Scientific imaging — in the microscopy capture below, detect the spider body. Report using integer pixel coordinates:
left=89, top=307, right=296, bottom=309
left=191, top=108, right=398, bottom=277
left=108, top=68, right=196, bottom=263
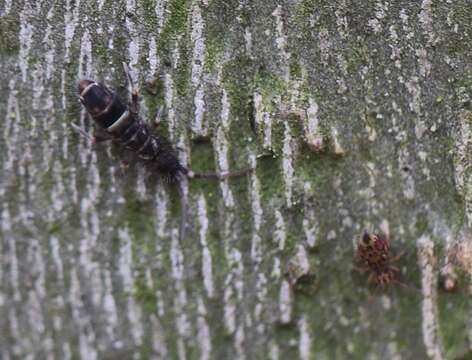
left=355, top=231, right=402, bottom=286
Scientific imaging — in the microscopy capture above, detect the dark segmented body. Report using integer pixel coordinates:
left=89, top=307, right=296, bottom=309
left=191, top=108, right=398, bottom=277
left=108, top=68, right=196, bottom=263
left=78, top=79, right=186, bottom=181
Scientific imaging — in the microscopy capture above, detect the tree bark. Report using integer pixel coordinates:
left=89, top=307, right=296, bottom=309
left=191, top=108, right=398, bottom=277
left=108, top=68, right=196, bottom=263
left=1, top=0, right=472, bottom=359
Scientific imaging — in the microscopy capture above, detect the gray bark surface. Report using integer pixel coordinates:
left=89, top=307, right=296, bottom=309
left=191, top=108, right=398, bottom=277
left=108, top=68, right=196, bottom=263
left=1, top=0, right=472, bottom=359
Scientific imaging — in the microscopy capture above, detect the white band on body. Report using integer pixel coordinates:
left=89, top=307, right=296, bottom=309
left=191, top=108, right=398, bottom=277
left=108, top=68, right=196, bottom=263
left=107, top=110, right=130, bottom=132
left=80, top=82, right=98, bottom=96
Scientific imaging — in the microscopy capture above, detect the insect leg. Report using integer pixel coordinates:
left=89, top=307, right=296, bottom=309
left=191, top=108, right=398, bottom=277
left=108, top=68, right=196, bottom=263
left=71, top=123, right=93, bottom=142
left=352, top=266, right=370, bottom=274
left=123, top=62, right=140, bottom=115
left=93, top=127, right=114, bottom=143
left=71, top=123, right=113, bottom=144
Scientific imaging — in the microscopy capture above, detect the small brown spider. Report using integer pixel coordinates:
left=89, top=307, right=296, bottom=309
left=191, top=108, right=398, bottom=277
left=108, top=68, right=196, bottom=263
left=354, top=231, right=403, bottom=287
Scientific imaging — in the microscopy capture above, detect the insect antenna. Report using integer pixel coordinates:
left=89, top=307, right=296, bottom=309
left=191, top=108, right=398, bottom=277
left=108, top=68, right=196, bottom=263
left=187, top=168, right=253, bottom=179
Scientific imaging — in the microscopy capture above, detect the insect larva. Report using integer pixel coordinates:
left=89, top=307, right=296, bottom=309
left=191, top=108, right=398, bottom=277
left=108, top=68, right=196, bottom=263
left=75, top=63, right=252, bottom=238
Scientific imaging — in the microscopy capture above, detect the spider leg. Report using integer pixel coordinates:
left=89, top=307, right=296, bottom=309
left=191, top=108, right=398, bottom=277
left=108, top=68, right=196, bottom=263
left=352, top=266, right=370, bottom=274
left=123, top=62, right=140, bottom=115
left=389, top=265, right=400, bottom=272
left=367, top=273, right=376, bottom=285
left=388, top=251, right=405, bottom=263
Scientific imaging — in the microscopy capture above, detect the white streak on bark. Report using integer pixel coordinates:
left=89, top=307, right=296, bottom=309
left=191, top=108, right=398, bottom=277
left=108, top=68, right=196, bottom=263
left=318, top=29, right=332, bottom=65
left=170, top=230, right=190, bottom=359
left=148, top=38, right=158, bottom=79
left=244, top=27, right=253, bottom=57
left=235, top=324, right=246, bottom=360
left=197, top=297, right=211, bottom=360
left=303, top=206, right=318, bottom=248
left=269, top=341, right=279, bottom=360
left=63, top=0, right=81, bottom=107
left=254, top=92, right=272, bottom=150
left=65, top=0, right=80, bottom=37
left=287, top=245, right=310, bottom=285
left=335, top=3, right=348, bottom=39
left=305, top=98, right=323, bottom=151
left=223, top=282, right=236, bottom=334
left=164, top=73, right=176, bottom=140
left=119, top=228, right=133, bottom=289
left=215, top=88, right=234, bottom=208
left=279, top=279, right=292, bottom=324
left=416, top=48, right=431, bottom=78
left=272, top=5, right=289, bottom=81
left=190, top=3, right=206, bottom=135
left=18, top=2, right=34, bottom=82
left=3, top=80, right=19, bottom=174
left=405, top=76, right=422, bottom=116
left=26, top=288, right=46, bottom=351
left=452, top=115, right=472, bottom=229
left=331, top=127, right=345, bottom=156
left=224, top=249, right=244, bottom=334
left=155, top=0, right=167, bottom=34
left=50, top=236, right=64, bottom=286
left=282, top=123, right=294, bottom=208
left=417, top=235, right=443, bottom=360
left=28, top=239, right=46, bottom=301
left=298, top=315, right=311, bottom=360
left=274, top=210, right=286, bottom=252
left=9, top=307, right=22, bottom=356
left=419, top=0, right=434, bottom=44
left=128, top=297, right=144, bottom=347
left=118, top=228, right=144, bottom=347
left=197, top=195, right=214, bottom=298
left=136, top=166, right=147, bottom=199
left=102, top=269, right=118, bottom=341
left=398, top=147, right=415, bottom=200
left=254, top=273, right=267, bottom=335
left=155, top=186, right=169, bottom=246
left=44, top=6, right=56, bottom=81
left=51, top=161, right=65, bottom=213
left=250, top=154, right=263, bottom=263
left=69, top=268, right=97, bottom=360
left=368, top=2, right=388, bottom=34
left=126, top=0, right=139, bottom=79
left=151, top=315, right=169, bottom=359
left=2, top=0, right=12, bottom=14
left=78, top=30, right=93, bottom=78
left=3, top=208, right=20, bottom=302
